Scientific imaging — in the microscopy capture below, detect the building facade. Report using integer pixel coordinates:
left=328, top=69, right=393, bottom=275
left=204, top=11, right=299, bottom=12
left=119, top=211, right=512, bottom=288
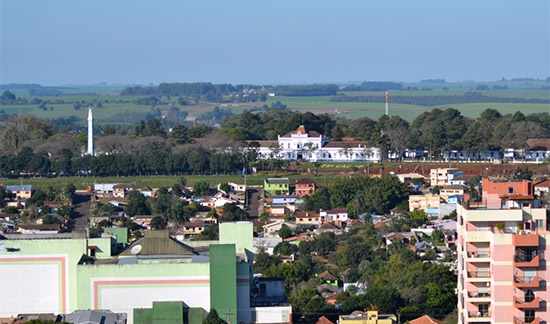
left=456, top=190, right=550, bottom=323
left=430, top=168, right=464, bottom=187
left=0, top=223, right=291, bottom=324
left=257, top=125, right=381, bottom=162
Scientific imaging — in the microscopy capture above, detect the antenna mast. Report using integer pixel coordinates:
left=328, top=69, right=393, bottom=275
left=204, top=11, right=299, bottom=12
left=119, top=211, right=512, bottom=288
left=385, top=91, right=389, bottom=116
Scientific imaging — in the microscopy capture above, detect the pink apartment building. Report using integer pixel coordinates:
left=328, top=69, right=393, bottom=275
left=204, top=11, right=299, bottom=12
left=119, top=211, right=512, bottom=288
left=457, top=179, right=549, bottom=324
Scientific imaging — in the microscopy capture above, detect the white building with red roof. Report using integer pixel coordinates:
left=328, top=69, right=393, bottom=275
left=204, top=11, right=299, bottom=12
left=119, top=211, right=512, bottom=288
left=257, top=125, right=381, bottom=162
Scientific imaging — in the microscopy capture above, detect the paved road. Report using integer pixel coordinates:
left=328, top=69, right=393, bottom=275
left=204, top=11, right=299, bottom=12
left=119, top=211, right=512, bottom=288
left=69, top=192, right=91, bottom=232
left=246, top=187, right=262, bottom=218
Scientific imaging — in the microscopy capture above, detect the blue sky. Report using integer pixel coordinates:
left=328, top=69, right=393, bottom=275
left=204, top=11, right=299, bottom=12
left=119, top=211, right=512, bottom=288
left=1, top=0, right=549, bottom=85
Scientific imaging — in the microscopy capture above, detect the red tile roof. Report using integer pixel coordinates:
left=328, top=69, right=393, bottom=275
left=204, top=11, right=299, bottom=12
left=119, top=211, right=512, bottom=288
left=282, top=126, right=322, bottom=138
left=535, top=180, right=550, bottom=188
left=318, top=270, right=339, bottom=281
left=316, top=316, right=334, bottom=324
left=295, top=178, right=316, bottom=185
left=296, top=211, right=320, bottom=218
left=409, top=315, right=444, bottom=324
left=323, top=141, right=368, bottom=148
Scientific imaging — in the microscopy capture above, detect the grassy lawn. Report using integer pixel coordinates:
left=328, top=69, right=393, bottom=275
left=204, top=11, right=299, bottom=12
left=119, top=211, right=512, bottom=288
left=0, top=173, right=350, bottom=190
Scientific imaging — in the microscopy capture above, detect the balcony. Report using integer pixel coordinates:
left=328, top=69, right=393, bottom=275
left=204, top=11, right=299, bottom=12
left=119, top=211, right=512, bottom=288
left=514, top=276, right=540, bottom=288
left=467, top=311, right=491, bottom=322
left=467, top=251, right=491, bottom=262
left=515, top=255, right=540, bottom=267
left=467, top=271, right=491, bottom=282
left=468, top=291, right=491, bottom=303
left=465, top=230, right=491, bottom=242
left=513, top=234, right=539, bottom=247
left=514, top=297, right=540, bottom=309
left=513, top=316, right=540, bottom=324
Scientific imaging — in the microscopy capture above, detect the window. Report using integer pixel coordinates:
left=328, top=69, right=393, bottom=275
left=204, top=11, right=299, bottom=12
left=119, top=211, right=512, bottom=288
left=478, top=303, right=489, bottom=317
left=525, top=289, right=535, bottom=302
left=525, top=309, right=535, bottom=322
left=509, top=187, right=514, bottom=194
left=536, top=219, right=544, bottom=229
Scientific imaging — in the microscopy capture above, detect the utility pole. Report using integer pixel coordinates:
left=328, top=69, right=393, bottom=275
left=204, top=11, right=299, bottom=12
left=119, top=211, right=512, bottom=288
left=223, top=308, right=234, bottom=324
left=385, top=91, right=389, bottom=116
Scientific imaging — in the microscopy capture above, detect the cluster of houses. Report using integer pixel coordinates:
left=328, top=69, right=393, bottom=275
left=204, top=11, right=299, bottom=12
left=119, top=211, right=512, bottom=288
left=90, top=182, right=248, bottom=237
left=0, top=184, right=73, bottom=233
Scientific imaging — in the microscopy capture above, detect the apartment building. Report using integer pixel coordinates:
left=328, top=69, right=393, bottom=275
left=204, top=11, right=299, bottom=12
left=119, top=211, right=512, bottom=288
left=482, top=178, right=535, bottom=209
left=457, top=180, right=549, bottom=323
left=430, top=168, right=463, bottom=186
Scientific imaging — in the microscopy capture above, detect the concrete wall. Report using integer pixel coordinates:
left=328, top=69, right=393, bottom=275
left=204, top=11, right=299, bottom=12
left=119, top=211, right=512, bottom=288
left=77, top=262, right=210, bottom=324
left=252, top=306, right=291, bottom=324
left=0, top=237, right=90, bottom=317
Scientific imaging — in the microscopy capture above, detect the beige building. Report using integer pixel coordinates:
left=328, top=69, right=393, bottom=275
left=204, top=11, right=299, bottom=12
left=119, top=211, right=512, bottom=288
left=409, top=193, right=441, bottom=215
left=339, top=311, right=396, bottom=324
left=440, top=185, right=467, bottom=201
left=6, top=185, right=32, bottom=199
left=295, top=211, right=320, bottom=225
left=430, top=168, right=463, bottom=186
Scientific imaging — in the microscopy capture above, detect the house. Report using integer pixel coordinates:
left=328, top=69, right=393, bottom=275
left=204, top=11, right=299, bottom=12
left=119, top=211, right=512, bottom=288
left=317, top=270, right=340, bottom=287
left=183, top=222, right=206, bottom=235
left=225, top=182, right=247, bottom=193
left=396, top=173, right=426, bottom=184
left=325, top=291, right=345, bottom=305
left=264, top=178, right=290, bottom=196
left=384, top=232, right=414, bottom=246
left=525, top=138, right=550, bottom=161
left=534, top=180, right=550, bottom=197
left=94, top=184, right=116, bottom=197
left=271, top=196, right=297, bottom=205
left=113, top=184, right=134, bottom=198
left=283, top=234, right=314, bottom=246
left=5, top=185, right=32, bottom=199
left=263, top=221, right=296, bottom=238
left=254, top=236, right=282, bottom=255
left=448, top=175, right=470, bottom=186
left=319, top=209, right=348, bottom=224
left=139, top=186, right=153, bottom=197
left=414, top=241, right=437, bottom=253
left=339, top=310, right=397, bottom=324
left=295, top=211, right=320, bottom=226
left=295, top=178, right=316, bottom=197
left=315, top=222, right=343, bottom=235
left=269, top=204, right=295, bottom=217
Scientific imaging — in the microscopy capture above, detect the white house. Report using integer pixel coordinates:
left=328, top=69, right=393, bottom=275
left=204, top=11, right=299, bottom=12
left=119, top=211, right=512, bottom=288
left=319, top=208, right=348, bottom=224
left=256, top=125, right=381, bottom=162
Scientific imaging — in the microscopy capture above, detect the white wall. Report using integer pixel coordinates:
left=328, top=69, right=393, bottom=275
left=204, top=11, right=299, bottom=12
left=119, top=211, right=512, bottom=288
left=96, top=280, right=210, bottom=324
left=0, top=263, right=60, bottom=316
left=252, top=306, right=291, bottom=324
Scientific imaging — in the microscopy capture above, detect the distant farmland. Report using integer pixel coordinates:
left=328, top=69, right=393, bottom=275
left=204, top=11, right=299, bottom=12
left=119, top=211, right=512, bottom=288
left=0, top=85, right=548, bottom=124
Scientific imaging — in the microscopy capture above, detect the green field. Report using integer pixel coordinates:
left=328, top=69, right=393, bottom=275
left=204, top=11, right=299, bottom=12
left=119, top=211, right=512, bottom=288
left=0, top=173, right=352, bottom=190
left=1, top=85, right=548, bottom=124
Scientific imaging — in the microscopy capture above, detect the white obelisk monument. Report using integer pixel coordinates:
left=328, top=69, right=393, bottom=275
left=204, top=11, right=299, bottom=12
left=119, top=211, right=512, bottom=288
left=87, top=107, right=94, bottom=155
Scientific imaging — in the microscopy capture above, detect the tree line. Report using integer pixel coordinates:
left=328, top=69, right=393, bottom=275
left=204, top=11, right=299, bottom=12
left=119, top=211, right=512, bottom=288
left=330, top=91, right=550, bottom=106
left=0, top=108, right=548, bottom=176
